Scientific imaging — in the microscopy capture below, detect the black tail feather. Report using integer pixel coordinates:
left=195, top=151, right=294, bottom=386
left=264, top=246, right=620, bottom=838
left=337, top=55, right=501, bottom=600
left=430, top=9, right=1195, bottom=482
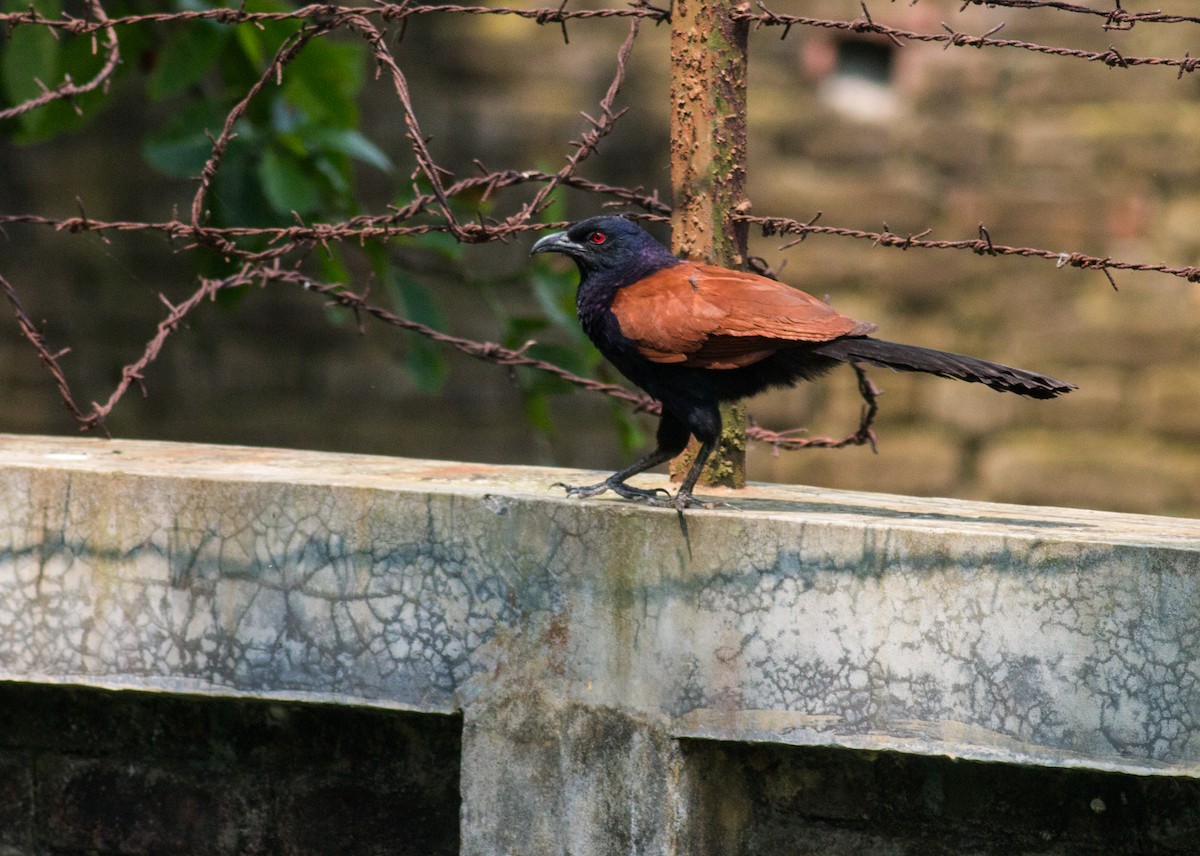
left=814, top=337, right=1075, bottom=399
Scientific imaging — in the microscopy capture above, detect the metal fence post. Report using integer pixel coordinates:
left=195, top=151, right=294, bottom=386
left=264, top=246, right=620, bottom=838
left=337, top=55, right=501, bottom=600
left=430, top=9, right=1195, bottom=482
left=668, top=0, right=750, bottom=489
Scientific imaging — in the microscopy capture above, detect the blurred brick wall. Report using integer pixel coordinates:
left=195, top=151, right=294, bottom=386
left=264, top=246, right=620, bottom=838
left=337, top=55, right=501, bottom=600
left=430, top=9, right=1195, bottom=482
left=1, top=1, right=1197, bottom=516
left=737, top=1, right=1200, bottom=515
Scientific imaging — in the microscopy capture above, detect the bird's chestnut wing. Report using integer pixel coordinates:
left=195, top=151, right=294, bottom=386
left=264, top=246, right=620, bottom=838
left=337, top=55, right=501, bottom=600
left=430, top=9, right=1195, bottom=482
left=609, top=263, right=876, bottom=369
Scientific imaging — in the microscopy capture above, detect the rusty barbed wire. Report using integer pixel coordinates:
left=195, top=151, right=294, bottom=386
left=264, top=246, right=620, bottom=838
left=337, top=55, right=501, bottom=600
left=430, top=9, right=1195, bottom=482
left=0, top=0, right=119, bottom=122
left=12, top=254, right=878, bottom=447
left=188, top=22, right=332, bottom=254
left=952, top=1, right=1200, bottom=30
left=0, top=173, right=668, bottom=253
left=0, top=2, right=672, bottom=437
left=518, top=18, right=641, bottom=222
left=0, top=2, right=671, bottom=33
left=2, top=1, right=1199, bottom=455
left=739, top=2, right=1200, bottom=75
left=11, top=203, right=1199, bottom=292
left=749, top=363, right=881, bottom=453
left=0, top=2, right=665, bottom=130
left=0, top=273, right=92, bottom=427
left=304, top=266, right=883, bottom=451
left=740, top=213, right=1200, bottom=289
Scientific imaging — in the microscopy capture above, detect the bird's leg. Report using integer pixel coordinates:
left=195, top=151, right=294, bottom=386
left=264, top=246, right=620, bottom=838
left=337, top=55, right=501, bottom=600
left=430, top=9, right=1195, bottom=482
left=642, top=409, right=734, bottom=511
left=553, top=412, right=689, bottom=502
left=641, top=435, right=723, bottom=511
left=553, top=447, right=675, bottom=501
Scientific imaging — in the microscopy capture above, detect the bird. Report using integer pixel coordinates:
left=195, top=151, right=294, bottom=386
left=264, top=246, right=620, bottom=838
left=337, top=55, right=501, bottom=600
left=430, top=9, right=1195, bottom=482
left=531, top=215, right=1075, bottom=510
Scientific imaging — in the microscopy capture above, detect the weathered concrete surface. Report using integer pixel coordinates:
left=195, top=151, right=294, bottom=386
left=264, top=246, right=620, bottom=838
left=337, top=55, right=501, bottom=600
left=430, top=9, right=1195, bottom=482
left=2, top=433, right=1200, bottom=851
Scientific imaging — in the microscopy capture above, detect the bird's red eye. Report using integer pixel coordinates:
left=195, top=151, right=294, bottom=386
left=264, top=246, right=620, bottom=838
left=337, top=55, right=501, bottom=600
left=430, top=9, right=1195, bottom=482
left=589, top=231, right=607, bottom=244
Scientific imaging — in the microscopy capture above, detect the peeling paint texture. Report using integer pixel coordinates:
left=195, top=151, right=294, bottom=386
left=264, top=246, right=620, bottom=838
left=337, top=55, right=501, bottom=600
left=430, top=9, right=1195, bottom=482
left=2, top=434, right=1200, bottom=850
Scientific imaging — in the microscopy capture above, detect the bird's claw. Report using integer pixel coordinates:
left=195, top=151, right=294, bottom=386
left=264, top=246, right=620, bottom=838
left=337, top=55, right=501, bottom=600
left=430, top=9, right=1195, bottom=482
left=552, top=480, right=608, bottom=499
left=553, top=480, right=737, bottom=513
left=640, top=491, right=735, bottom=512
left=552, top=479, right=672, bottom=502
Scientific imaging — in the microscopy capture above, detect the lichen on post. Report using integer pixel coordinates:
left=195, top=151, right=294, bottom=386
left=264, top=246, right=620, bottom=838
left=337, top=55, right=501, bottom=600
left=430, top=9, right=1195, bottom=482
left=668, top=0, right=751, bottom=489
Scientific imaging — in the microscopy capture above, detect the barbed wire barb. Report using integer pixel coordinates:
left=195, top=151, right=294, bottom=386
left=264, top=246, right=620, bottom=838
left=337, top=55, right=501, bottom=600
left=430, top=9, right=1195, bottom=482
left=0, top=1, right=1197, bottom=459
left=0, top=0, right=119, bottom=122
left=742, top=214, right=1200, bottom=285
left=742, top=2, right=1200, bottom=74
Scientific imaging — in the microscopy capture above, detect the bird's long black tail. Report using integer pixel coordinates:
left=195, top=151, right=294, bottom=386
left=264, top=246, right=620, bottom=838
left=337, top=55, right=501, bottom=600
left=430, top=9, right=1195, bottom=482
left=814, top=337, right=1075, bottom=399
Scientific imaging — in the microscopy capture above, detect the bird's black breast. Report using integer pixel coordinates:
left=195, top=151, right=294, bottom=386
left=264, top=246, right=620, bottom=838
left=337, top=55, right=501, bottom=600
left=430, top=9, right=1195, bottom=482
left=574, top=262, right=657, bottom=359
left=574, top=252, right=682, bottom=348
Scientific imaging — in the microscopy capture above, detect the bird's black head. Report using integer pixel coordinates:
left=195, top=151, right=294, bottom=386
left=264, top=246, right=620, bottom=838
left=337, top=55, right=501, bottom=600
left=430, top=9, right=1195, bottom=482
left=531, top=215, right=679, bottom=283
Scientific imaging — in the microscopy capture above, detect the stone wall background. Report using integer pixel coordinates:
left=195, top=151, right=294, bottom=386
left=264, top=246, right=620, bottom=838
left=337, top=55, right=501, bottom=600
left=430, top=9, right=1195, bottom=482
left=1, top=0, right=1197, bottom=516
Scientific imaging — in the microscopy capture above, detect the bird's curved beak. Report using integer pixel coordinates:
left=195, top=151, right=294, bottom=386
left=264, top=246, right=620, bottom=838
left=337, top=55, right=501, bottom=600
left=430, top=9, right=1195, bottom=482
left=531, top=230, right=584, bottom=257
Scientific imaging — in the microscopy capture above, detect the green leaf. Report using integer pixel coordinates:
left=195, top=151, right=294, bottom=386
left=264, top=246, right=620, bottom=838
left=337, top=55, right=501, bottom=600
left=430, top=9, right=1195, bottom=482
left=142, top=131, right=212, bottom=178
left=210, top=140, right=277, bottom=228
left=147, top=19, right=230, bottom=99
left=538, top=189, right=567, bottom=225
left=232, top=24, right=266, bottom=71
left=381, top=267, right=448, bottom=391
left=142, top=118, right=216, bottom=176
left=283, top=39, right=365, bottom=126
left=312, top=152, right=351, bottom=198
left=522, top=391, right=555, bottom=436
left=405, top=340, right=448, bottom=393
left=1, top=0, right=62, bottom=138
left=231, top=1, right=301, bottom=72
left=513, top=344, right=588, bottom=397
left=399, top=229, right=464, bottom=263
left=502, top=316, right=549, bottom=349
left=316, top=246, right=351, bottom=287
left=610, top=404, right=648, bottom=456
left=269, top=99, right=304, bottom=137
left=258, top=145, right=323, bottom=216
left=306, top=127, right=392, bottom=172
left=531, top=268, right=584, bottom=339
left=13, top=33, right=113, bottom=141
left=272, top=127, right=309, bottom=159
left=142, top=100, right=234, bottom=178
left=387, top=270, right=446, bottom=331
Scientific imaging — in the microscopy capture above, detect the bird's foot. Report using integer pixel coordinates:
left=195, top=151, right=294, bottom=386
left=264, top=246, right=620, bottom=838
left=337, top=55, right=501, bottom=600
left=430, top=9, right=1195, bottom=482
left=641, top=490, right=736, bottom=512
left=552, top=478, right=672, bottom=502
left=553, top=479, right=737, bottom=512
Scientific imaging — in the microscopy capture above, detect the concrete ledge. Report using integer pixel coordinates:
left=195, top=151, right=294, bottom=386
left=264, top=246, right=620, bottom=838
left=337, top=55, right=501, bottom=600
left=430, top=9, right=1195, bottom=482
left=3, top=433, right=1198, bottom=774
left=2, top=433, right=1200, bottom=850
left=4, top=437, right=1195, bottom=849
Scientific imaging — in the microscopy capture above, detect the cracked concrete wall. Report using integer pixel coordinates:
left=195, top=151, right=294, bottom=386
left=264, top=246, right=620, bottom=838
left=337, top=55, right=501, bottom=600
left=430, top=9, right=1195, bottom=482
left=2, top=434, right=1200, bottom=853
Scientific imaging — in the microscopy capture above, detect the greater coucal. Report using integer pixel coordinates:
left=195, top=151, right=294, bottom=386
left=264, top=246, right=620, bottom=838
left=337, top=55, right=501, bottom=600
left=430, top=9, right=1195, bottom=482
left=532, top=215, right=1074, bottom=510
